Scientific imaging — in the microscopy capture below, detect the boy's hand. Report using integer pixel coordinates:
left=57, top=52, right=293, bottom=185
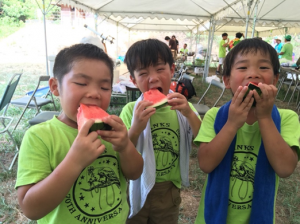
left=254, top=83, right=277, bottom=120
left=97, top=115, right=131, bottom=152
left=68, top=119, right=106, bottom=170
left=228, top=86, right=254, bottom=130
left=130, top=100, right=156, bottom=136
left=167, top=92, right=194, bottom=118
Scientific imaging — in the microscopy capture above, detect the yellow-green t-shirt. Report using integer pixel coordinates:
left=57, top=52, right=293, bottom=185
left=16, top=117, right=129, bottom=224
left=120, top=102, right=199, bottom=189
left=280, top=42, right=293, bottom=61
left=219, top=39, right=226, bottom=58
left=194, top=107, right=300, bottom=224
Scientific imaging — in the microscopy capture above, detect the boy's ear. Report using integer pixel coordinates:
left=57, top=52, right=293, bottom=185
left=170, top=63, right=175, bottom=77
left=49, top=77, right=60, bottom=96
left=273, top=74, right=279, bottom=86
left=130, top=75, right=137, bottom=87
left=223, top=76, right=231, bottom=89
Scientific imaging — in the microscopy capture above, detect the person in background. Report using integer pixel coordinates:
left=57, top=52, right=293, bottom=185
left=216, top=33, right=229, bottom=75
left=165, top=36, right=177, bottom=60
left=180, top=43, right=188, bottom=55
left=274, top=37, right=283, bottom=59
left=172, top=35, right=179, bottom=53
left=228, top=32, right=244, bottom=51
left=278, top=35, right=293, bottom=64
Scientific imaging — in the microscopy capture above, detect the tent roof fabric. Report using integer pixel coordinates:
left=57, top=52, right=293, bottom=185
left=59, top=0, right=300, bottom=33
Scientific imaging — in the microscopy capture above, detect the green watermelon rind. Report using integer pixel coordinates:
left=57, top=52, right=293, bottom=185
left=243, top=83, right=262, bottom=107
left=89, top=121, right=112, bottom=133
left=148, top=99, right=168, bottom=109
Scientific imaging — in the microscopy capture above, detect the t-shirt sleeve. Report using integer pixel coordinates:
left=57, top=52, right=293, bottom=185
left=119, top=102, right=135, bottom=130
left=193, top=107, right=218, bottom=146
left=15, top=128, right=52, bottom=188
left=280, top=44, right=286, bottom=53
left=280, top=109, right=300, bottom=160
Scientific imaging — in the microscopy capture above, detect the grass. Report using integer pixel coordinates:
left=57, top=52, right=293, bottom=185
left=0, top=24, right=25, bottom=41
left=1, top=67, right=300, bottom=223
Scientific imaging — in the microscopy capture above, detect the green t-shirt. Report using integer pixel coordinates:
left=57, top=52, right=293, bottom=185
left=120, top=102, right=199, bottom=189
left=180, top=48, right=188, bottom=55
left=280, top=42, right=293, bottom=61
left=194, top=107, right=300, bottom=224
left=16, top=117, right=129, bottom=224
left=218, top=40, right=226, bottom=58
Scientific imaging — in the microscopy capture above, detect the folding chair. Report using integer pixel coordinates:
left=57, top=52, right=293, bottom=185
left=276, top=67, right=294, bottom=101
left=10, top=76, right=57, bottom=130
left=29, top=111, right=61, bottom=126
left=0, top=73, right=22, bottom=170
left=192, top=79, right=225, bottom=116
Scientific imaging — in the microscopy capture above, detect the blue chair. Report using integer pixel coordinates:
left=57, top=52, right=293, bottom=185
left=0, top=73, right=22, bottom=170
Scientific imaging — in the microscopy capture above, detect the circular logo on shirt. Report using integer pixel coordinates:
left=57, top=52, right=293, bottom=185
left=152, top=128, right=179, bottom=171
left=72, top=155, right=122, bottom=217
left=229, top=152, right=257, bottom=204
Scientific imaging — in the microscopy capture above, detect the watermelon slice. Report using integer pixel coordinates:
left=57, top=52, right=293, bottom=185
left=243, top=82, right=262, bottom=107
left=144, top=89, right=168, bottom=109
left=77, top=104, right=112, bottom=132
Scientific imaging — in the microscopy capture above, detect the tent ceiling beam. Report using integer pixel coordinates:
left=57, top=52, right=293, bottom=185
left=223, top=0, right=246, bottom=23
left=119, top=23, right=198, bottom=27
left=259, top=0, right=286, bottom=20
left=95, top=0, right=114, bottom=12
left=98, top=11, right=210, bottom=20
left=189, top=0, right=212, bottom=16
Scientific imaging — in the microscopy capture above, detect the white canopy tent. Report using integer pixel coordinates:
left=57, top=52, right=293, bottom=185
left=40, top=0, right=300, bottom=78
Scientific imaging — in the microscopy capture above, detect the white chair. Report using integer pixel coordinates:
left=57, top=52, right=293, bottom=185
left=10, top=76, right=57, bottom=130
left=192, top=79, right=226, bottom=116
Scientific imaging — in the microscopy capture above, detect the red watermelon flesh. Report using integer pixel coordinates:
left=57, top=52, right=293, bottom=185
left=77, top=104, right=112, bottom=132
left=144, top=89, right=168, bottom=109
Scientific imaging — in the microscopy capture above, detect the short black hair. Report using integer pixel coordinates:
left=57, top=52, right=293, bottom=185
left=222, top=33, right=228, bottom=37
left=53, top=43, right=114, bottom=84
left=222, top=38, right=280, bottom=77
left=236, top=32, right=243, bottom=38
left=124, top=39, right=174, bottom=78
left=165, top=36, right=170, bottom=40
left=172, top=35, right=176, bottom=38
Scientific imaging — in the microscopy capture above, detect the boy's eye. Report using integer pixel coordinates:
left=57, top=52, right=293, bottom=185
left=101, top=87, right=111, bottom=91
left=237, top=67, right=247, bottom=69
left=157, top=68, right=165, bottom=71
left=74, top=82, right=86, bottom=86
left=260, top=67, right=269, bottom=69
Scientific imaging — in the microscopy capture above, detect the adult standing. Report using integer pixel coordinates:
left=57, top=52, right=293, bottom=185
left=172, top=35, right=179, bottom=53
left=278, top=35, right=293, bottom=63
left=165, top=36, right=177, bottom=59
left=274, top=37, right=283, bottom=59
left=216, top=33, right=229, bottom=75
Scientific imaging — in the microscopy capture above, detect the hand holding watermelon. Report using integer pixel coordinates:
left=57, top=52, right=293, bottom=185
left=68, top=119, right=106, bottom=170
left=252, top=83, right=277, bottom=120
left=129, top=100, right=156, bottom=144
left=228, top=85, right=254, bottom=130
left=167, top=92, right=195, bottom=118
left=96, top=115, right=132, bottom=153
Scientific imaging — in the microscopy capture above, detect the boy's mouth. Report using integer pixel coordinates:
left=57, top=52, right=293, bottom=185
left=150, top=87, right=163, bottom=93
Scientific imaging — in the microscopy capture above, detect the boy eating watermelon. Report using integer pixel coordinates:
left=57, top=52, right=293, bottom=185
left=119, top=39, right=201, bottom=223
left=194, top=38, right=300, bottom=223
left=16, top=44, right=143, bottom=224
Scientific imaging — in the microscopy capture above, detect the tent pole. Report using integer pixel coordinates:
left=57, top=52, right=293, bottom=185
left=251, top=0, right=259, bottom=38
left=204, top=16, right=215, bottom=82
left=42, top=0, right=49, bottom=76
left=128, top=29, right=130, bottom=49
left=203, top=18, right=212, bottom=82
left=245, top=0, right=253, bottom=38
left=116, top=22, right=119, bottom=59
left=94, top=13, right=98, bottom=31
left=195, top=25, right=199, bottom=56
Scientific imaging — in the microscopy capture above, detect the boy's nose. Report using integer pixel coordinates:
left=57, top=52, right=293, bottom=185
left=247, top=68, right=261, bottom=79
left=149, top=73, right=159, bottom=83
left=87, top=88, right=101, bottom=99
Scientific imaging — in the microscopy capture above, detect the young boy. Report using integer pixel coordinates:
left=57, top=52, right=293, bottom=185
left=15, top=43, right=143, bottom=224
left=195, top=38, right=300, bottom=223
left=216, top=33, right=229, bottom=75
left=119, top=39, right=201, bottom=223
